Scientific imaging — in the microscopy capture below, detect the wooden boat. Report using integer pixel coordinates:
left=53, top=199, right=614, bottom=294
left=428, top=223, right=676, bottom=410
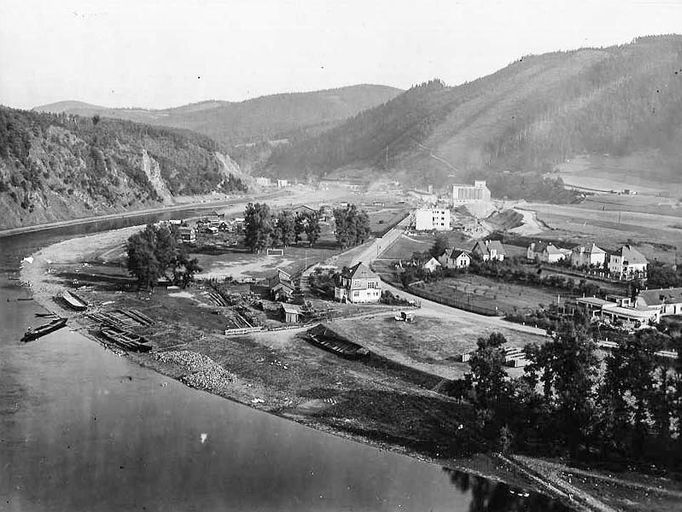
left=59, top=290, right=88, bottom=311
left=305, top=324, right=369, bottom=359
left=99, top=327, right=152, bottom=353
left=22, top=317, right=67, bottom=342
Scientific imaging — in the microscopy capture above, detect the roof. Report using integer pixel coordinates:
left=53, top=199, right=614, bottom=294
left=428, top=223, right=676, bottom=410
left=472, top=240, right=506, bottom=256
left=614, top=244, right=648, bottom=264
left=343, top=262, right=378, bottom=280
left=448, top=248, right=470, bottom=260
left=423, top=257, right=441, bottom=268
left=269, top=273, right=294, bottom=291
left=637, top=287, right=682, bottom=306
left=280, top=304, right=301, bottom=315
left=577, top=297, right=613, bottom=307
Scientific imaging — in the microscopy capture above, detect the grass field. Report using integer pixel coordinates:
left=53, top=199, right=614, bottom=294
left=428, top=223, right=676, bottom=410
left=330, top=314, right=547, bottom=380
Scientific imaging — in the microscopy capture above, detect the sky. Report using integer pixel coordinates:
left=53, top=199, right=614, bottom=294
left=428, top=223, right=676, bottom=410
left=1, top=0, right=680, bottom=110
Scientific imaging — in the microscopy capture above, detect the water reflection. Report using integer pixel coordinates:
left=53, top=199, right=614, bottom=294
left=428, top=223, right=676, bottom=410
left=443, top=467, right=571, bottom=511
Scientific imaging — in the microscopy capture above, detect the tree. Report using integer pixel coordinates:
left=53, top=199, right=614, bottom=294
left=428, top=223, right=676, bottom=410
left=273, top=210, right=296, bottom=247
left=305, top=212, right=321, bottom=245
left=126, top=223, right=201, bottom=289
left=244, top=202, right=273, bottom=253
left=468, top=333, right=514, bottom=436
left=430, top=233, right=449, bottom=258
left=127, top=229, right=160, bottom=289
left=333, top=204, right=371, bottom=249
left=525, top=322, right=599, bottom=455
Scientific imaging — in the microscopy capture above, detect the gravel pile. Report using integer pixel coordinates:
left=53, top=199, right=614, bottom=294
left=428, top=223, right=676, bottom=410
left=155, top=350, right=233, bottom=391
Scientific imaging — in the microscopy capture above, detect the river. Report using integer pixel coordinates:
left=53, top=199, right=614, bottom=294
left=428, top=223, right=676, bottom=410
left=0, top=212, right=570, bottom=511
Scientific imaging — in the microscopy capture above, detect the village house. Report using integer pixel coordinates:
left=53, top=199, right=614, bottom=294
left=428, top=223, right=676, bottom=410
left=608, top=244, right=648, bottom=280
left=527, top=241, right=570, bottom=263
left=268, top=269, right=295, bottom=302
left=334, top=262, right=381, bottom=303
left=635, top=287, right=682, bottom=317
left=570, top=243, right=606, bottom=268
left=471, top=240, right=506, bottom=262
left=438, top=248, right=471, bottom=269
left=414, top=208, right=451, bottom=231
left=422, top=257, right=442, bottom=273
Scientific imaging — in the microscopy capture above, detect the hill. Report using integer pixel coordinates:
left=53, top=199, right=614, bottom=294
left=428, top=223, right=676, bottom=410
left=0, top=108, right=247, bottom=229
left=34, top=85, right=403, bottom=169
left=265, top=35, right=682, bottom=199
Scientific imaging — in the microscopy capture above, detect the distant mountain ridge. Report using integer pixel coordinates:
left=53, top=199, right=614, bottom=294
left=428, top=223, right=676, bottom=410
left=0, top=108, right=247, bottom=229
left=264, top=35, right=682, bottom=195
left=34, top=84, right=403, bottom=150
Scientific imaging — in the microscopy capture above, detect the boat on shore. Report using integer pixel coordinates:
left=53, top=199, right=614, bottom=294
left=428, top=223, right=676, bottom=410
left=59, top=290, right=88, bottom=311
left=305, top=324, right=369, bottom=359
left=21, top=317, right=68, bottom=342
left=99, top=326, right=152, bottom=353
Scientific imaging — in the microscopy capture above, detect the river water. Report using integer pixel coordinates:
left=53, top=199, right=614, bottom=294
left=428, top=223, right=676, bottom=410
left=0, top=212, right=570, bottom=512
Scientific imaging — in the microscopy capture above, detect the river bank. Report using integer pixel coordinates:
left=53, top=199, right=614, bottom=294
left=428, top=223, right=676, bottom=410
left=18, top=225, right=682, bottom=512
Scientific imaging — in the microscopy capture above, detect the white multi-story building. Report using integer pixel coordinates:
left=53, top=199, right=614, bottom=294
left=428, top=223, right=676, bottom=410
left=452, top=180, right=491, bottom=204
left=414, top=208, right=451, bottom=231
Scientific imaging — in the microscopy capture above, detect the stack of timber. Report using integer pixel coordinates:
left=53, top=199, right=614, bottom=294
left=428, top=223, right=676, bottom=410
left=58, top=290, right=88, bottom=311
left=504, top=346, right=529, bottom=367
left=99, top=325, right=152, bottom=352
left=21, top=317, right=67, bottom=342
left=305, top=324, right=370, bottom=359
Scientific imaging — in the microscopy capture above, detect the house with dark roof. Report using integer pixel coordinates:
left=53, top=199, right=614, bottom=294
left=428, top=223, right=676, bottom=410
left=471, top=240, right=506, bottom=262
left=334, top=262, right=381, bottom=303
left=438, top=248, right=471, bottom=269
left=635, top=287, right=682, bottom=317
left=570, top=243, right=606, bottom=268
left=608, top=244, right=648, bottom=279
left=268, top=269, right=295, bottom=302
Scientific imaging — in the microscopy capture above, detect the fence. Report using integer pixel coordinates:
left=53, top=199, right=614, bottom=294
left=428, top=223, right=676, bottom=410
left=406, top=284, right=503, bottom=317
left=224, top=326, right=264, bottom=336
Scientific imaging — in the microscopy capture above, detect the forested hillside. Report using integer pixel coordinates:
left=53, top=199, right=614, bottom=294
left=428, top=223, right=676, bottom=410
left=0, top=108, right=246, bottom=229
left=35, top=85, right=402, bottom=170
left=265, top=36, right=682, bottom=194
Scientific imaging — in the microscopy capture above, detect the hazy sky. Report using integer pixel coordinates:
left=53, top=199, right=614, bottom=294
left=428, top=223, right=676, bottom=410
left=1, top=0, right=680, bottom=109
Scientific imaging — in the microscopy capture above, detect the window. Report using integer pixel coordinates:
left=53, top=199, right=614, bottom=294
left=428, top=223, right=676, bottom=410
left=353, top=291, right=359, bottom=297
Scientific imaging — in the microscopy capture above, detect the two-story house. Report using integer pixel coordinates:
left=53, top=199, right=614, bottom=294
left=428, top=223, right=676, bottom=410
left=570, top=243, right=606, bottom=268
left=471, top=240, right=506, bottom=262
left=635, top=287, right=682, bottom=317
left=334, top=262, right=381, bottom=303
left=608, top=244, right=648, bottom=279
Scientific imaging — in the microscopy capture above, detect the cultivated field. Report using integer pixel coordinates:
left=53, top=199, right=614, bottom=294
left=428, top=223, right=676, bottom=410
left=415, top=275, right=567, bottom=315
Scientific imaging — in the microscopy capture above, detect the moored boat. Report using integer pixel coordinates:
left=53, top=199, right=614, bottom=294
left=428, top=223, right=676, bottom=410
left=21, top=317, right=68, bottom=342
left=305, top=324, right=369, bottom=359
left=59, top=290, right=88, bottom=311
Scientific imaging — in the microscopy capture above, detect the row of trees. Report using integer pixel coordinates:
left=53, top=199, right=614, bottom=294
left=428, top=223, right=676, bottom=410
left=333, top=204, right=371, bottom=249
left=127, top=224, right=202, bottom=289
left=466, top=322, right=682, bottom=467
left=243, top=203, right=321, bottom=253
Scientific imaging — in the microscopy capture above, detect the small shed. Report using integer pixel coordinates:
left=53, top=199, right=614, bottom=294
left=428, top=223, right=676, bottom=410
left=280, top=303, right=301, bottom=323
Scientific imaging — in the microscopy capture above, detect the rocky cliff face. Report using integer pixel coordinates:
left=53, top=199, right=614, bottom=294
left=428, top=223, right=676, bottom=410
left=0, top=108, right=247, bottom=229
